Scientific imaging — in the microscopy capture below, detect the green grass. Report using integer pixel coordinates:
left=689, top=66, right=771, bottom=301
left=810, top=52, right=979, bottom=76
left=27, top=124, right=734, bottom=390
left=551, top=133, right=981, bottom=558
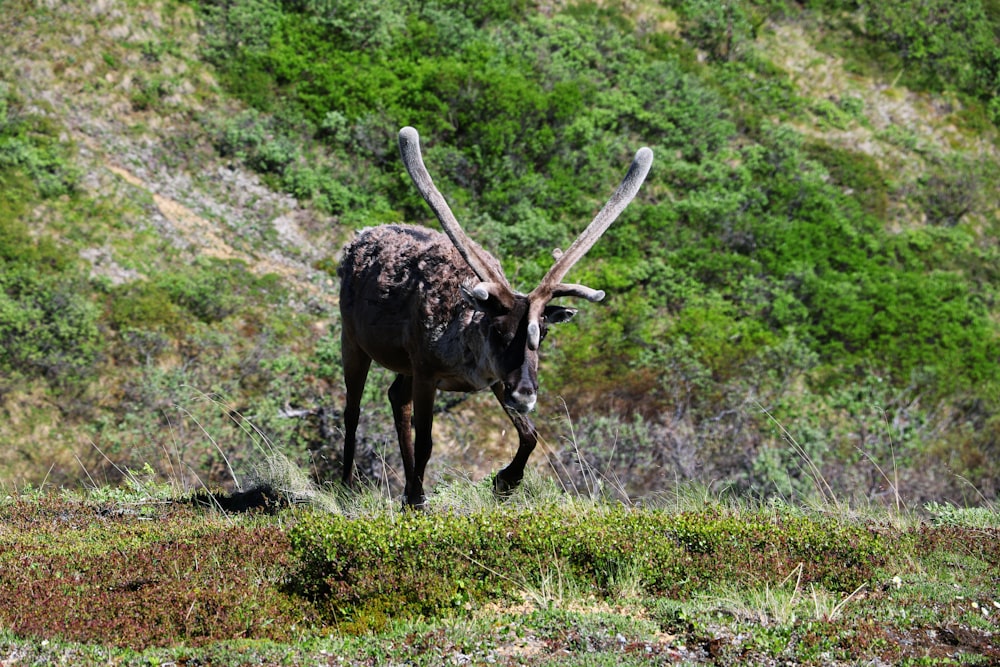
left=1, top=475, right=997, bottom=665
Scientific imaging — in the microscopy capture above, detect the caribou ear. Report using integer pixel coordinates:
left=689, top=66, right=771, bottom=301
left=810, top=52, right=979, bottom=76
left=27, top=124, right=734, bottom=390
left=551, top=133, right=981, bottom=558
left=544, top=305, right=577, bottom=325
left=461, top=282, right=510, bottom=317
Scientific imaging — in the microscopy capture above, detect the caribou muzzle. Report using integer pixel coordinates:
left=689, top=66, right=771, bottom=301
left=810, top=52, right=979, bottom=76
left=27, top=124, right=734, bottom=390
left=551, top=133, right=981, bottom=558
left=504, top=386, right=537, bottom=414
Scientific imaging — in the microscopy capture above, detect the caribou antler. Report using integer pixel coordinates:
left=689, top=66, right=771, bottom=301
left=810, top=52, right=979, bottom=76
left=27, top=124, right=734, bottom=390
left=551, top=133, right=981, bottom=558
left=535, top=146, right=654, bottom=295
left=400, top=124, right=652, bottom=353
left=523, top=146, right=653, bottom=349
left=398, top=127, right=512, bottom=302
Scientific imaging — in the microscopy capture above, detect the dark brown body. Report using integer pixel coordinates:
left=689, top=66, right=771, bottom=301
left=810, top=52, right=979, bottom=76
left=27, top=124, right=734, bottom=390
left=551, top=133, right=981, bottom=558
left=339, top=224, right=552, bottom=506
left=340, top=225, right=503, bottom=393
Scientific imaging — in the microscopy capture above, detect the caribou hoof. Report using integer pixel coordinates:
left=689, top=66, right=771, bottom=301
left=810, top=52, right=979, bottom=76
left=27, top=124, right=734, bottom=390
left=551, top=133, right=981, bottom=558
left=403, top=494, right=428, bottom=510
left=492, top=473, right=522, bottom=500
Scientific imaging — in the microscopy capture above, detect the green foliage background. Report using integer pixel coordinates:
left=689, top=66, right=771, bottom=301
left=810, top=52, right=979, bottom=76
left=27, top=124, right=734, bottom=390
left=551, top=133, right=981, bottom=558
left=1, top=0, right=998, bottom=503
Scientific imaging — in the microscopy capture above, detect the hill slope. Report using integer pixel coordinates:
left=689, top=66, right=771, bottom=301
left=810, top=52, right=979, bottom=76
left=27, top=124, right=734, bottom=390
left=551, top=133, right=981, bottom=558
left=1, top=0, right=998, bottom=504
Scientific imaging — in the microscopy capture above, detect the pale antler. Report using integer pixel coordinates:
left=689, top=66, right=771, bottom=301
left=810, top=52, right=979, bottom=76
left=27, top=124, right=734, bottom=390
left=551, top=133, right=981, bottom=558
left=524, top=146, right=653, bottom=350
left=398, top=127, right=511, bottom=300
left=532, top=146, right=653, bottom=298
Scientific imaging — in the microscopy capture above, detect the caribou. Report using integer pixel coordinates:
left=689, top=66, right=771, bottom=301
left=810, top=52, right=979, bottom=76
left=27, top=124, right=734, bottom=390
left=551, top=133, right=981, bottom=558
left=337, top=126, right=653, bottom=506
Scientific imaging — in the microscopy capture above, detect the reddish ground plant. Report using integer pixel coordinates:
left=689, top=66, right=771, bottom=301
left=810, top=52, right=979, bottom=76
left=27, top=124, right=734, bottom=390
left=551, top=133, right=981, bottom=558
left=0, top=496, right=317, bottom=648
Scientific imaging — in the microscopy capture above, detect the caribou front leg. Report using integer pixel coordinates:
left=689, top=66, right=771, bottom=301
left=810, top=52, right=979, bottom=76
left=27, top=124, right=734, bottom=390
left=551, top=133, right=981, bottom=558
left=491, top=383, right=539, bottom=497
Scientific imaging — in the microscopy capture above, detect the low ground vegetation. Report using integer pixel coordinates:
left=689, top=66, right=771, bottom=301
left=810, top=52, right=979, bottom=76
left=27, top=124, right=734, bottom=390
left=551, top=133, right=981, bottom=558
left=0, top=477, right=997, bottom=665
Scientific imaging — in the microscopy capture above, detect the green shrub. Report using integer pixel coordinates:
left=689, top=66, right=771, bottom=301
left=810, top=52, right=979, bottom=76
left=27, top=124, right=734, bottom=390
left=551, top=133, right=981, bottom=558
left=800, top=268, right=997, bottom=392
left=677, top=0, right=759, bottom=62
left=863, top=0, right=1000, bottom=107
left=0, top=89, right=97, bottom=392
left=107, top=281, right=188, bottom=334
left=0, top=83, right=79, bottom=198
left=0, top=265, right=101, bottom=387
left=919, top=155, right=984, bottom=227
left=289, top=505, right=887, bottom=629
left=153, top=258, right=278, bottom=324
left=803, top=142, right=888, bottom=219
left=0, top=191, right=70, bottom=271
left=672, top=301, right=778, bottom=381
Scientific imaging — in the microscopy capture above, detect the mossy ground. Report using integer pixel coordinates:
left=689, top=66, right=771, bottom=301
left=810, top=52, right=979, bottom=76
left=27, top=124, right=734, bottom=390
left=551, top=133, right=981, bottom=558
left=1, top=479, right=996, bottom=665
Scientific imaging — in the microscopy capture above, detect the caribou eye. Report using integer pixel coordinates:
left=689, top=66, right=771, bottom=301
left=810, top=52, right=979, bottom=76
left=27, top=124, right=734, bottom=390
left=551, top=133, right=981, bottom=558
left=491, top=323, right=515, bottom=345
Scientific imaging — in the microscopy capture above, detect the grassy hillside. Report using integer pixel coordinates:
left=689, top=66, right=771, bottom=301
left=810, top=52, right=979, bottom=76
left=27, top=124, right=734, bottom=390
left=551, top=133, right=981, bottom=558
left=1, top=0, right=999, bottom=505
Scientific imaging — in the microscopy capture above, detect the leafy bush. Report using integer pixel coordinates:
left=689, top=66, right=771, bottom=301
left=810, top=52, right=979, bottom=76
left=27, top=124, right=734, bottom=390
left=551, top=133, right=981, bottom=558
left=108, top=281, right=188, bottom=335
left=919, top=154, right=986, bottom=227
left=803, top=142, right=888, bottom=219
left=676, top=0, right=759, bottom=62
left=0, top=81, right=97, bottom=393
left=0, top=265, right=101, bottom=388
left=156, top=258, right=269, bottom=324
left=0, top=194, right=68, bottom=271
left=863, top=0, right=1000, bottom=113
left=0, top=83, right=79, bottom=198
left=290, top=504, right=887, bottom=630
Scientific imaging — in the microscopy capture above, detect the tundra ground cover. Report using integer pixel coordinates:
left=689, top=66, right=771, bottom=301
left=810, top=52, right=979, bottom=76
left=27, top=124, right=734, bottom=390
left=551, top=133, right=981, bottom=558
left=0, top=478, right=997, bottom=665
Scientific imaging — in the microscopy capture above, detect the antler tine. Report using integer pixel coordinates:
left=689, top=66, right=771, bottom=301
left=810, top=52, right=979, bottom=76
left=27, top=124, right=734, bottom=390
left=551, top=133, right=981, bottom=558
left=537, top=146, right=653, bottom=291
left=398, top=127, right=509, bottom=290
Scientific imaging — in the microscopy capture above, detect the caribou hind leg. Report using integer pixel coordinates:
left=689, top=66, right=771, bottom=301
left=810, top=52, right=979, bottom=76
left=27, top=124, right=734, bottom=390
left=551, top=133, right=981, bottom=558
left=341, top=336, right=372, bottom=489
left=491, top=383, right=539, bottom=497
left=389, top=373, right=436, bottom=508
